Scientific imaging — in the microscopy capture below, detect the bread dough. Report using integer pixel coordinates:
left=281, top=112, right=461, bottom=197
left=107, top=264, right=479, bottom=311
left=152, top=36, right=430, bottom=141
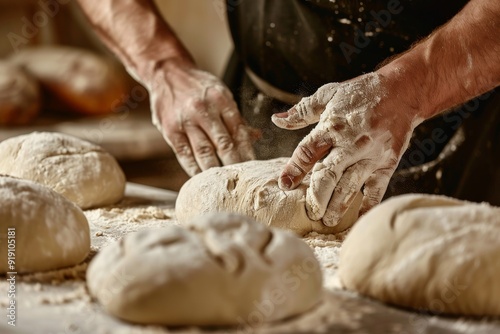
left=0, top=132, right=126, bottom=209
left=0, top=62, right=40, bottom=125
left=176, top=158, right=361, bottom=236
left=0, top=175, right=90, bottom=273
left=339, top=194, right=500, bottom=316
left=8, top=46, right=126, bottom=115
left=87, top=212, right=322, bottom=326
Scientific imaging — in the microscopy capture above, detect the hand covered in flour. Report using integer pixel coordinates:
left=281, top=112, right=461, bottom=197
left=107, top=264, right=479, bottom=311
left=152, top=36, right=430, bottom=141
left=149, top=60, right=255, bottom=176
left=272, top=73, right=420, bottom=226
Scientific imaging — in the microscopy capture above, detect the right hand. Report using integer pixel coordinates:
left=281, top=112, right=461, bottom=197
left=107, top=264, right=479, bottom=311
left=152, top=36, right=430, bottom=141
left=273, top=73, right=421, bottom=226
left=147, top=60, right=255, bottom=176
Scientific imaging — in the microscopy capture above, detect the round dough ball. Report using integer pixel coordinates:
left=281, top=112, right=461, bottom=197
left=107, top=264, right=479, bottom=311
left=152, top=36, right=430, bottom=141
left=0, top=132, right=126, bottom=209
left=176, top=158, right=361, bottom=236
left=0, top=175, right=90, bottom=273
left=8, top=46, right=126, bottom=115
left=339, top=194, right=500, bottom=316
left=0, top=62, right=40, bottom=125
left=87, top=212, right=322, bottom=326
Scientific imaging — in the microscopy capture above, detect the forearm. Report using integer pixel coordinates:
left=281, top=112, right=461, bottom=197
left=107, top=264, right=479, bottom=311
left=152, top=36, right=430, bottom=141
left=76, top=0, right=195, bottom=86
left=377, top=0, right=500, bottom=121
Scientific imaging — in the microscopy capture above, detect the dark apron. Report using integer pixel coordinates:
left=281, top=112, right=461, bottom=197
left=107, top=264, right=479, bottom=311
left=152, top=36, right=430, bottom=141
left=224, top=0, right=500, bottom=204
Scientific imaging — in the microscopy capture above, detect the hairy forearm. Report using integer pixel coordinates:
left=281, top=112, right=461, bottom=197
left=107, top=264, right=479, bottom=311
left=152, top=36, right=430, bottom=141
left=378, top=0, right=500, bottom=121
left=76, top=0, right=194, bottom=85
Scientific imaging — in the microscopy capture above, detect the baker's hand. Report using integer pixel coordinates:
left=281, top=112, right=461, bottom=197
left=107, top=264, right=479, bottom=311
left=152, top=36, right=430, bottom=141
left=272, top=73, right=420, bottom=226
left=148, top=60, right=255, bottom=176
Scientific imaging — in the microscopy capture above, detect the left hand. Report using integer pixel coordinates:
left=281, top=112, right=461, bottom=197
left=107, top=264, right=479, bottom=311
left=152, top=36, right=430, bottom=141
left=272, top=72, right=421, bottom=226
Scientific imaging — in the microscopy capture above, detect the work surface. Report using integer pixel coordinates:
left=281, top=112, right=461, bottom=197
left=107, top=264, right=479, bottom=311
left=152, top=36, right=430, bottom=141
left=1, top=184, right=499, bottom=334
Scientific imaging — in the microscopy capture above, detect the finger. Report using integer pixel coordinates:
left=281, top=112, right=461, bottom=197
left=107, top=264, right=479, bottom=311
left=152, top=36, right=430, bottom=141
left=165, top=132, right=201, bottom=177
left=234, top=124, right=256, bottom=161
left=278, top=128, right=334, bottom=190
left=305, top=149, right=356, bottom=221
left=322, top=161, right=373, bottom=226
left=272, top=83, right=339, bottom=130
left=185, top=125, right=221, bottom=172
left=219, top=103, right=256, bottom=162
left=200, top=113, right=241, bottom=166
left=359, top=167, right=395, bottom=216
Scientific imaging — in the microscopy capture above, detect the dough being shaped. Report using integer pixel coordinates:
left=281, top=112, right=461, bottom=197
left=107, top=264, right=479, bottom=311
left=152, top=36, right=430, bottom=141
left=0, top=176, right=90, bottom=273
left=87, top=212, right=322, bottom=326
left=0, top=132, right=125, bottom=209
left=176, top=158, right=361, bottom=236
left=339, top=194, right=500, bottom=316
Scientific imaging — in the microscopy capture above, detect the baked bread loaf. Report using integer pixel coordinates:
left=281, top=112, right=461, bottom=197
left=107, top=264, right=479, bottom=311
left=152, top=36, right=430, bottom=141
left=0, top=62, right=40, bottom=125
left=8, top=46, right=126, bottom=115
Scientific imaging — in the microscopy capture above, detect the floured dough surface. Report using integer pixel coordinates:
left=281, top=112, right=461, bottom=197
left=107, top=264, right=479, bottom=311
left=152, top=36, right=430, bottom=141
left=87, top=212, right=323, bottom=326
left=0, top=176, right=90, bottom=273
left=339, top=193, right=500, bottom=316
left=0, top=132, right=126, bottom=209
left=176, top=158, right=361, bottom=236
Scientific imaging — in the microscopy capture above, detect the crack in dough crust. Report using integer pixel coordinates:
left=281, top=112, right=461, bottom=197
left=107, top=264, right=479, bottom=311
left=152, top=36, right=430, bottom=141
left=87, top=213, right=323, bottom=326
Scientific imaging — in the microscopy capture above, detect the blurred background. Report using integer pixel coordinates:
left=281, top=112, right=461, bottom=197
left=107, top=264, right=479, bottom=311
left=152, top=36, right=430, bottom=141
left=0, top=0, right=233, bottom=191
left=0, top=0, right=232, bottom=75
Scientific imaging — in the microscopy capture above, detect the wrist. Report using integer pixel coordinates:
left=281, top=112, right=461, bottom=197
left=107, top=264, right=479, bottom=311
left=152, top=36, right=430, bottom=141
left=376, top=51, right=433, bottom=125
left=140, top=55, right=196, bottom=90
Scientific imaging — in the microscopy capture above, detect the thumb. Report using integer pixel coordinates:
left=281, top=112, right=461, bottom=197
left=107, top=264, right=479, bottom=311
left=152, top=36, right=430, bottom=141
left=272, top=82, right=339, bottom=130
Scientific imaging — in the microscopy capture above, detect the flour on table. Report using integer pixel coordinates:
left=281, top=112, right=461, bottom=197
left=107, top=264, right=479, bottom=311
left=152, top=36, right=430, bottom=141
left=304, top=231, right=349, bottom=290
left=87, top=212, right=323, bottom=326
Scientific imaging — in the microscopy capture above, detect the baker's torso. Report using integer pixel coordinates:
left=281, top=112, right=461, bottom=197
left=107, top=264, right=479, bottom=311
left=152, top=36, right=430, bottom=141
left=227, top=0, right=469, bottom=94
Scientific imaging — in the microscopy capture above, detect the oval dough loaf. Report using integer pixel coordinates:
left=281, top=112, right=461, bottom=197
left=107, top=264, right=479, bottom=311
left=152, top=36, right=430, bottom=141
left=0, top=132, right=126, bottom=209
left=0, top=62, right=40, bottom=125
left=0, top=175, right=90, bottom=273
left=176, top=158, right=361, bottom=236
left=8, top=46, right=126, bottom=115
left=87, top=212, right=323, bottom=326
left=339, top=194, right=500, bottom=316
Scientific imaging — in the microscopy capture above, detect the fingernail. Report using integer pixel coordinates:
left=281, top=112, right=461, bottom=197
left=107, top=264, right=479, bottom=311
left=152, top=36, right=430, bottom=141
left=279, top=175, right=293, bottom=190
left=273, top=112, right=288, bottom=119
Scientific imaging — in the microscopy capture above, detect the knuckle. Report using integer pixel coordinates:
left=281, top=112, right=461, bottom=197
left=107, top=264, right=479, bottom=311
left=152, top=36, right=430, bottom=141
left=338, top=180, right=358, bottom=195
left=297, top=145, right=315, bottom=166
left=355, top=135, right=372, bottom=148
left=172, top=142, right=191, bottom=157
left=289, top=160, right=306, bottom=176
left=193, top=142, right=214, bottom=156
left=221, top=106, right=239, bottom=119
left=295, top=99, right=311, bottom=118
left=209, top=89, right=227, bottom=104
left=215, top=135, right=234, bottom=152
left=185, top=97, right=206, bottom=111
left=368, top=190, right=382, bottom=203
